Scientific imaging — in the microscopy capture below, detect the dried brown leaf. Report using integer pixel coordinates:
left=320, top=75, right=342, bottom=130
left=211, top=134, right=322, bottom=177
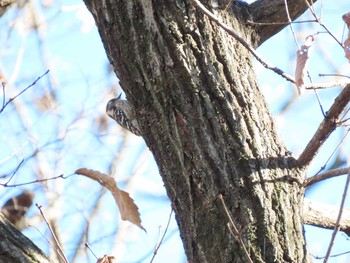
left=75, top=168, right=145, bottom=231
left=342, top=12, right=350, bottom=63
left=343, top=12, right=350, bottom=27
left=295, top=35, right=314, bottom=94
left=97, top=255, right=117, bottom=263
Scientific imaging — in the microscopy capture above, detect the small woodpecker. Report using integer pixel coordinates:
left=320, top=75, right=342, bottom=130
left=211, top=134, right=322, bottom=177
left=106, top=94, right=141, bottom=136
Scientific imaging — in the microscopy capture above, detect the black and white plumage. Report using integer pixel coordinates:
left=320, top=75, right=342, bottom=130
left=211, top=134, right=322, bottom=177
left=106, top=95, right=141, bottom=136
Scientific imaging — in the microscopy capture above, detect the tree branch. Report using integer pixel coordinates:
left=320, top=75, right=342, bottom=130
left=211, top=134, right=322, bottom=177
left=324, top=168, right=350, bottom=261
left=249, top=0, right=317, bottom=46
left=304, top=167, right=349, bottom=187
left=297, top=84, right=350, bottom=167
left=303, top=198, right=350, bottom=236
left=0, top=70, right=50, bottom=115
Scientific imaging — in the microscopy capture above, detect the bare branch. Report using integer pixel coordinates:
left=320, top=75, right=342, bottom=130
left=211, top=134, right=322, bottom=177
left=246, top=19, right=318, bottom=26
left=303, top=198, right=350, bottom=236
left=303, top=0, right=343, bottom=48
left=312, top=130, right=350, bottom=176
left=319, top=74, right=350, bottom=79
left=222, top=0, right=234, bottom=11
left=2, top=159, right=25, bottom=186
left=192, top=1, right=349, bottom=91
left=85, top=243, right=99, bottom=260
left=297, top=84, right=350, bottom=167
left=0, top=142, right=28, bottom=165
left=324, top=168, right=350, bottom=261
left=218, top=194, right=253, bottom=263
left=313, top=251, right=350, bottom=261
left=1, top=174, right=71, bottom=187
left=1, top=82, right=5, bottom=109
left=305, top=80, right=350, bottom=90
left=282, top=0, right=299, bottom=49
left=0, top=70, right=50, bottom=114
left=149, top=210, right=173, bottom=263
left=29, top=224, right=59, bottom=257
left=192, top=0, right=295, bottom=84
left=249, top=0, right=317, bottom=46
left=36, top=204, right=69, bottom=263
left=304, top=167, right=349, bottom=187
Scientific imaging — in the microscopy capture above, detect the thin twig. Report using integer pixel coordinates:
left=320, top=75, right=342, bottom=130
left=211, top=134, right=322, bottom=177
left=319, top=74, right=350, bottom=79
left=29, top=224, right=58, bottom=253
left=192, top=0, right=295, bottom=83
left=304, top=0, right=343, bottom=47
left=192, top=0, right=350, bottom=90
left=36, top=204, right=70, bottom=263
left=149, top=210, right=174, bottom=263
left=2, top=159, right=24, bottom=185
left=0, top=70, right=49, bottom=114
left=323, top=168, right=350, bottom=262
left=0, top=142, right=29, bottom=164
left=313, top=89, right=325, bottom=116
left=340, top=108, right=350, bottom=123
left=2, top=82, right=5, bottom=109
left=85, top=243, right=99, bottom=260
left=315, top=250, right=350, bottom=260
left=318, top=0, right=324, bottom=19
left=223, top=0, right=234, bottom=11
left=311, top=129, right=350, bottom=176
left=304, top=167, right=349, bottom=187
left=283, top=0, right=299, bottom=49
left=305, top=80, right=350, bottom=90
left=1, top=174, right=71, bottom=187
left=246, top=19, right=318, bottom=26
left=321, top=129, right=350, bottom=170
left=218, top=194, right=253, bottom=263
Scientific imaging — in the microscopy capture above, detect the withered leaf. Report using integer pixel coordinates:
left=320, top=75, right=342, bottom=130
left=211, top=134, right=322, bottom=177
left=76, top=168, right=145, bottom=231
left=97, top=255, right=116, bottom=263
left=295, top=35, right=314, bottom=94
left=342, top=12, right=350, bottom=63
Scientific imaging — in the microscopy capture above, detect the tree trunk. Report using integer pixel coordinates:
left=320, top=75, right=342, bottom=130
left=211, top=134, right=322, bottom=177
left=0, top=213, right=53, bottom=263
left=83, top=0, right=313, bottom=262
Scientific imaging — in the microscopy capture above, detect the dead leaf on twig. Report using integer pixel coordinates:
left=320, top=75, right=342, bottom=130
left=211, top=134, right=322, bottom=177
left=75, top=168, right=145, bottom=231
left=295, top=35, right=314, bottom=94
left=342, top=12, right=350, bottom=63
left=97, top=255, right=116, bottom=263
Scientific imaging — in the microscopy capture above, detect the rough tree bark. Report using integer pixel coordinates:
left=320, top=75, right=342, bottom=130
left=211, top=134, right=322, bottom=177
left=82, top=0, right=316, bottom=262
left=0, top=213, right=52, bottom=263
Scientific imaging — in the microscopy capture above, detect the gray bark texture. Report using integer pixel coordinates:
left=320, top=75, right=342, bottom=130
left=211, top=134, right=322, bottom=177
left=0, top=213, right=52, bottom=263
left=81, top=0, right=315, bottom=262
